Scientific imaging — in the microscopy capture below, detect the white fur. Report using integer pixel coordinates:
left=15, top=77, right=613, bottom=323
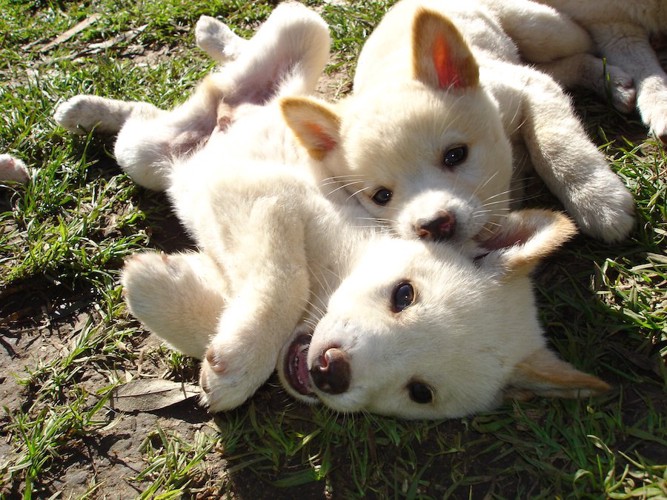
left=57, top=3, right=609, bottom=418
left=480, top=0, right=635, bottom=113
left=534, top=0, right=667, bottom=142
left=282, top=0, right=635, bottom=244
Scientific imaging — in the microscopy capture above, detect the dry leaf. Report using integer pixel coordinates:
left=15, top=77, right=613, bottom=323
left=37, top=14, right=102, bottom=52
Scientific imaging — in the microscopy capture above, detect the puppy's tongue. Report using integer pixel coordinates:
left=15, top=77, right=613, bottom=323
left=285, top=334, right=313, bottom=395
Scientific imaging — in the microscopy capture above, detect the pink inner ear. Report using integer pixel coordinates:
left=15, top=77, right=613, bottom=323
left=433, top=34, right=463, bottom=89
left=306, top=122, right=337, bottom=152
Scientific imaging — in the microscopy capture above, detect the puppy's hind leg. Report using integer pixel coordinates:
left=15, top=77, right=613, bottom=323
left=122, top=251, right=229, bottom=359
left=54, top=95, right=165, bottom=135
left=518, top=67, right=634, bottom=242
left=200, top=198, right=311, bottom=412
left=491, top=0, right=591, bottom=62
left=55, top=95, right=181, bottom=190
left=112, top=73, right=237, bottom=191
left=206, top=2, right=330, bottom=105
left=195, top=15, right=248, bottom=63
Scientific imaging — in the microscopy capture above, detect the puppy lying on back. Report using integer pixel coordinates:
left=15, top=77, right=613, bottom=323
left=282, top=0, right=635, bottom=244
left=56, top=3, right=608, bottom=418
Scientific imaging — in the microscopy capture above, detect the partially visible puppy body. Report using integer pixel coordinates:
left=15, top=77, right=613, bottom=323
left=533, top=0, right=667, bottom=142
left=59, top=4, right=609, bottom=419
left=282, top=0, right=635, bottom=244
left=482, top=0, right=636, bottom=114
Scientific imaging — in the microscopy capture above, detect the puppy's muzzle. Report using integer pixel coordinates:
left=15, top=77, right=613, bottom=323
left=310, top=347, right=350, bottom=394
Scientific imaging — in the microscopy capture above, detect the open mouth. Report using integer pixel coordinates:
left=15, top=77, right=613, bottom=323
left=284, top=333, right=314, bottom=396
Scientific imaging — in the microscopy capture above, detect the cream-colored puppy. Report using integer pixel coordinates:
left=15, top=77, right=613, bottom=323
left=534, top=0, right=667, bottom=142
left=56, top=4, right=608, bottom=418
left=283, top=0, right=635, bottom=244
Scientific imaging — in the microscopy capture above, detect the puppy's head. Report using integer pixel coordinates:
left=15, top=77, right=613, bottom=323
left=282, top=8, right=513, bottom=244
left=278, top=210, right=610, bottom=419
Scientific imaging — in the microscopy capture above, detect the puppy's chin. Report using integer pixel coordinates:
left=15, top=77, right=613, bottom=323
left=277, top=332, right=320, bottom=405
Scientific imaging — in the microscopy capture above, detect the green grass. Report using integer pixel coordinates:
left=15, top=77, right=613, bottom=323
left=1, top=0, right=666, bottom=498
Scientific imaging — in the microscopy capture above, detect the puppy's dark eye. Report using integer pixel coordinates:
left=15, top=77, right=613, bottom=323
left=443, top=145, right=468, bottom=168
left=391, top=281, right=414, bottom=313
left=372, top=188, right=393, bottom=206
left=408, top=381, right=433, bottom=404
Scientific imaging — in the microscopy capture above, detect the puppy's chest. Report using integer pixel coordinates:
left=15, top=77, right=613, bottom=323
left=227, top=107, right=304, bottom=165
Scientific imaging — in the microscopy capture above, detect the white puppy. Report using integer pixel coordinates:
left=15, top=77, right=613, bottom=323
left=57, top=4, right=609, bottom=419
left=534, top=0, right=667, bottom=143
left=282, top=0, right=635, bottom=245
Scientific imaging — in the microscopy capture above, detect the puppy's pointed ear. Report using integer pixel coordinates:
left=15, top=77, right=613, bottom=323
left=504, top=347, right=611, bottom=400
left=281, top=97, right=341, bottom=160
left=412, top=8, right=479, bottom=90
left=476, top=209, right=578, bottom=277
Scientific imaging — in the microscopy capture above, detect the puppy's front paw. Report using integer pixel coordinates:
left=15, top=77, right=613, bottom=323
left=0, top=154, right=29, bottom=184
left=195, top=16, right=245, bottom=62
left=122, top=252, right=172, bottom=301
left=570, top=175, right=635, bottom=243
left=199, top=342, right=272, bottom=412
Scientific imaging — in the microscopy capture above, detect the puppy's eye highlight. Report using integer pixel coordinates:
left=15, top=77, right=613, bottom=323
left=391, top=281, right=415, bottom=313
left=443, top=145, right=468, bottom=168
left=407, top=381, right=433, bottom=404
left=372, top=188, right=392, bottom=206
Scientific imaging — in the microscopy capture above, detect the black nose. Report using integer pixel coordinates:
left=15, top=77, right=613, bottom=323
left=417, top=211, right=456, bottom=241
left=310, top=347, right=351, bottom=394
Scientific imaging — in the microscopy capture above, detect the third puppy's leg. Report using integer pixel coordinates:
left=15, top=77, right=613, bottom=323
left=536, top=54, right=636, bottom=114
left=490, top=0, right=591, bottom=62
left=592, top=23, right=667, bottom=143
